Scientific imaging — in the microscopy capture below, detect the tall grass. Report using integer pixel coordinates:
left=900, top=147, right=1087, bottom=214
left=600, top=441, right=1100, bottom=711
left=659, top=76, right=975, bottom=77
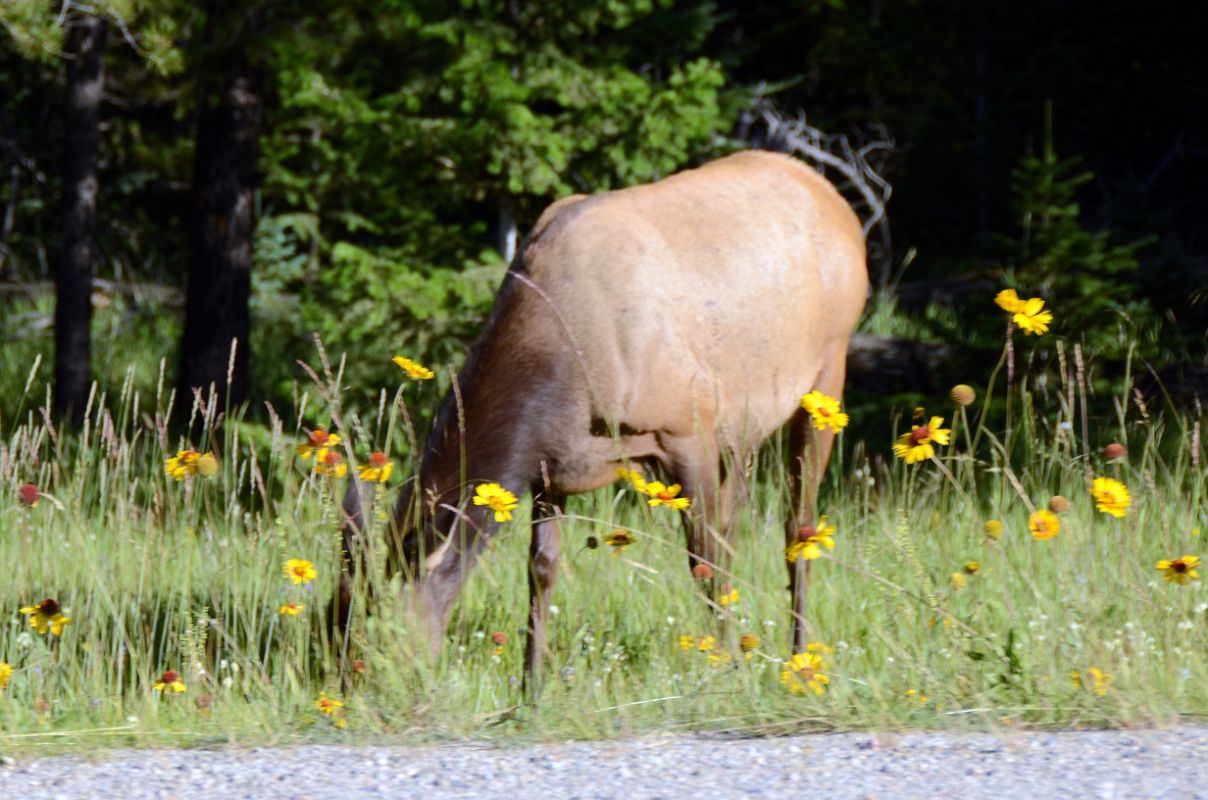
left=1, top=319, right=1206, bottom=755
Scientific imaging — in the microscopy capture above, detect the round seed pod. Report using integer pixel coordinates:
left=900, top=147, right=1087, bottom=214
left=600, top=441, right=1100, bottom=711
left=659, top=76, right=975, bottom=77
left=950, top=384, right=977, bottom=406
left=1048, top=495, right=1072, bottom=514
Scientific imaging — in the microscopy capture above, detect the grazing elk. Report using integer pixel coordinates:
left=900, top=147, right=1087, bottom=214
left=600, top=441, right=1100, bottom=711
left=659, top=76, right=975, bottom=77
left=337, top=150, right=868, bottom=686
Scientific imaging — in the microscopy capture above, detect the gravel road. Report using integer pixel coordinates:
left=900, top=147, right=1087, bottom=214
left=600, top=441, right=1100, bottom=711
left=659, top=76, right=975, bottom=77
left=3, top=726, right=1206, bottom=799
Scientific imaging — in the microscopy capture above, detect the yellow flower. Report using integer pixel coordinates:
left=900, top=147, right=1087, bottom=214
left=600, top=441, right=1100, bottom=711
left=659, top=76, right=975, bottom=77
left=780, top=651, right=830, bottom=696
left=0, top=662, right=12, bottom=690
left=905, top=688, right=929, bottom=705
left=1091, top=477, right=1131, bottom=518
left=316, top=691, right=348, bottom=728
left=645, top=481, right=691, bottom=510
left=392, top=355, right=434, bottom=380
left=707, top=650, right=733, bottom=668
left=1156, top=555, right=1201, bottom=585
left=1073, top=667, right=1110, bottom=697
left=950, top=572, right=968, bottom=589
left=604, top=528, right=636, bottom=553
left=283, top=558, right=317, bottom=584
left=718, top=584, right=740, bottom=607
left=984, top=519, right=1004, bottom=541
left=800, top=391, right=850, bottom=433
left=785, top=517, right=836, bottom=563
left=20, top=598, right=70, bottom=636
left=739, top=634, right=760, bottom=653
left=314, top=451, right=348, bottom=478
left=473, top=482, right=519, bottom=522
left=165, top=449, right=216, bottom=481
left=963, top=560, right=981, bottom=575
left=995, top=288, right=1026, bottom=313
left=892, top=417, right=951, bottom=464
left=697, top=635, right=717, bottom=653
left=678, top=635, right=696, bottom=651
left=1029, top=510, right=1061, bottom=541
left=357, top=451, right=394, bottom=484
left=806, top=641, right=835, bottom=654
left=296, top=429, right=341, bottom=462
left=279, top=602, right=305, bottom=616
left=1012, top=296, right=1053, bottom=336
left=615, top=467, right=648, bottom=493
left=153, top=669, right=186, bottom=693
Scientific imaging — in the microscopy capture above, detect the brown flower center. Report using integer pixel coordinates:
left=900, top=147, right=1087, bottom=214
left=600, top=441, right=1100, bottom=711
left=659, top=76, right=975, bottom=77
left=323, top=451, right=343, bottom=466
left=1173, top=560, right=1188, bottom=573
left=37, top=598, right=59, bottom=615
left=909, top=427, right=931, bottom=445
left=657, top=490, right=674, bottom=501
left=797, top=526, right=816, bottom=542
left=309, top=430, right=330, bottom=446
left=18, top=484, right=39, bottom=504
left=369, top=451, right=389, bottom=466
left=161, top=670, right=179, bottom=684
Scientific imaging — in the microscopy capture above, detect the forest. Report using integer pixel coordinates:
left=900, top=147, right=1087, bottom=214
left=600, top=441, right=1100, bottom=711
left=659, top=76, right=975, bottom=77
left=1, top=0, right=1204, bottom=427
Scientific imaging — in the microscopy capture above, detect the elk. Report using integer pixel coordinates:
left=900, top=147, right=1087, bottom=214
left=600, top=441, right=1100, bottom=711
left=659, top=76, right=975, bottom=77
left=337, top=150, right=868, bottom=686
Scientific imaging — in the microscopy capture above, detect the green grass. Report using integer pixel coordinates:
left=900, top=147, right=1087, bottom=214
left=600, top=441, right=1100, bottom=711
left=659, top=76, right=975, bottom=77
left=2, top=321, right=1207, bottom=757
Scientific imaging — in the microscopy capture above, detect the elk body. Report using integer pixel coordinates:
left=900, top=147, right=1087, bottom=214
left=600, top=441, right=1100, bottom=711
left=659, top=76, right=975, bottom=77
left=338, top=150, right=868, bottom=684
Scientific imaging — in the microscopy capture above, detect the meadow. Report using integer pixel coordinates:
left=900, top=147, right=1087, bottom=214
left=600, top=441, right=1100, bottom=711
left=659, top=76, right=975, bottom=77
left=1, top=288, right=1206, bottom=755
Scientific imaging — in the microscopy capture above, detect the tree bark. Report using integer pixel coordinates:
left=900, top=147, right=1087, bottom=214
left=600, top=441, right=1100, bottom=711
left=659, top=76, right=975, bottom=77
left=178, top=1, right=262, bottom=412
left=54, top=13, right=107, bottom=422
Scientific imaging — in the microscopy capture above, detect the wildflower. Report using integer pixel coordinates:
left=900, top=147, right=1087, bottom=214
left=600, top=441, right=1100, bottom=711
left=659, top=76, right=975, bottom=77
left=296, top=429, right=341, bottom=462
left=692, top=563, right=714, bottom=580
left=697, top=635, right=716, bottom=653
left=1029, top=510, right=1061, bottom=541
left=1156, top=555, right=1202, bottom=585
left=963, top=560, right=980, bottom=575
left=1048, top=495, right=1072, bottom=514
left=392, top=355, right=434, bottom=380
left=165, top=450, right=216, bottom=481
left=800, top=391, right=850, bottom=433
left=283, top=559, right=317, bottom=585
left=20, top=598, right=70, bottom=636
left=892, top=417, right=951, bottom=464
left=950, top=572, right=968, bottom=589
left=1012, top=297, right=1053, bottom=336
left=905, top=688, right=929, bottom=705
left=984, top=519, right=1004, bottom=541
left=994, top=288, right=1026, bottom=313
left=153, top=669, right=186, bottom=693
left=352, top=659, right=366, bottom=674
left=279, top=602, right=305, bottom=616
left=315, top=692, right=347, bottom=728
left=785, top=517, right=836, bottom=563
left=357, top=451, right=393, bottom=484
left=645, top=481, right=691, bottom=511
left=0, top=662, right=12, bottom=689
left=678, top=635, right=696, bottom=651
left=739, top=634, right=760, bottom=653
left=615, top=467, right=647, bottom=493
left=718, top=584, right=740, bottom=607
left=780, top=651, right=830, bottom=696
left=491, top=631, right=507, bottom=656
left=1072, top=667, right=1110, bottom=697
left=473, top=482, right=519, bottom=522
left=604, top=529, right=636, bottom=553
left=1091, top=477, right=1131, bottom=518
left=18, top=483, right=39, bottom=507
left=950, top=384, right=976, bottom=406
left=806, top=641, right=835, bottom=654
left=314, top=450, right=348, bottom=478
left=1103, top=442, right=1127, bottom=460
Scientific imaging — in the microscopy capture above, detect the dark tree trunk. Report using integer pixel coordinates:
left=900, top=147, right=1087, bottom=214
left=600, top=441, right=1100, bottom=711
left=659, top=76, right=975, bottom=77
left=178, top=1, right=263, bottom=411
left=54, top=13, right=107, bottom=422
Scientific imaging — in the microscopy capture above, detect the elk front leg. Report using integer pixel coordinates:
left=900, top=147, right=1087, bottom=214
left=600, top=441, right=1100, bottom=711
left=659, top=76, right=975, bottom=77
left=524, top=486, right=564, bottom=696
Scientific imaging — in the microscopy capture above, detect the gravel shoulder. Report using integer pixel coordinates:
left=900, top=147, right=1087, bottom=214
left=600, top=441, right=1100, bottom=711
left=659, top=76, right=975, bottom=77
left=3, top=726, right=1206, bottom=799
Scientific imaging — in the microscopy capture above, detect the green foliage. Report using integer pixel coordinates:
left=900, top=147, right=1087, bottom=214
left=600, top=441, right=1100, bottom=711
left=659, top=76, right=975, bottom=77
left=1002, top=107, right=1154, bottom=353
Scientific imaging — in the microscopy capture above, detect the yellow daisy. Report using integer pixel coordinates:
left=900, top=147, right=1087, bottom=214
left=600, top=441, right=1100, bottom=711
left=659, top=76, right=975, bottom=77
left=0, top=662, right=12, bottom=690
left=615, top=466, right=648, bottom=493
left=283, top=558, right=317, bottom=584
left=1029, top=510, right=1061, bottom=541
left=645, top=481, right=691, bottom=511
left=785, top=517, right=836, bottom=563
left=1012, top=296, right=1053, bottom=336
left=165, top=449, right=215, bottom=481
left=357, top=451, right=394, bottom=484
left=20, top=598, right=70, bottom=636
left=800, top=390, right=850, bottom=433
left=392, top=355, right=434, bottom=380
left=892, top=417, right=951, bottom=464
left=153, top=669, right=186, bottom=693
left=473, top=482, right=519, bottom=522
left=718, top=584, right=740, bottom=607
left=279, top=602, right=305, bottom=616
left=994, top=288, right=1026, bottom=313
left=604, top=528, right=636, bottom=553
left=780, top=651, right=830, bottom=696
left=296, top=429, right=341, bottom=462
left=314, top=451, right=348, bottom=478
left=1091, top=477, right=1131, bottom=518
left=1156, top=555, right=1201, bottom=585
